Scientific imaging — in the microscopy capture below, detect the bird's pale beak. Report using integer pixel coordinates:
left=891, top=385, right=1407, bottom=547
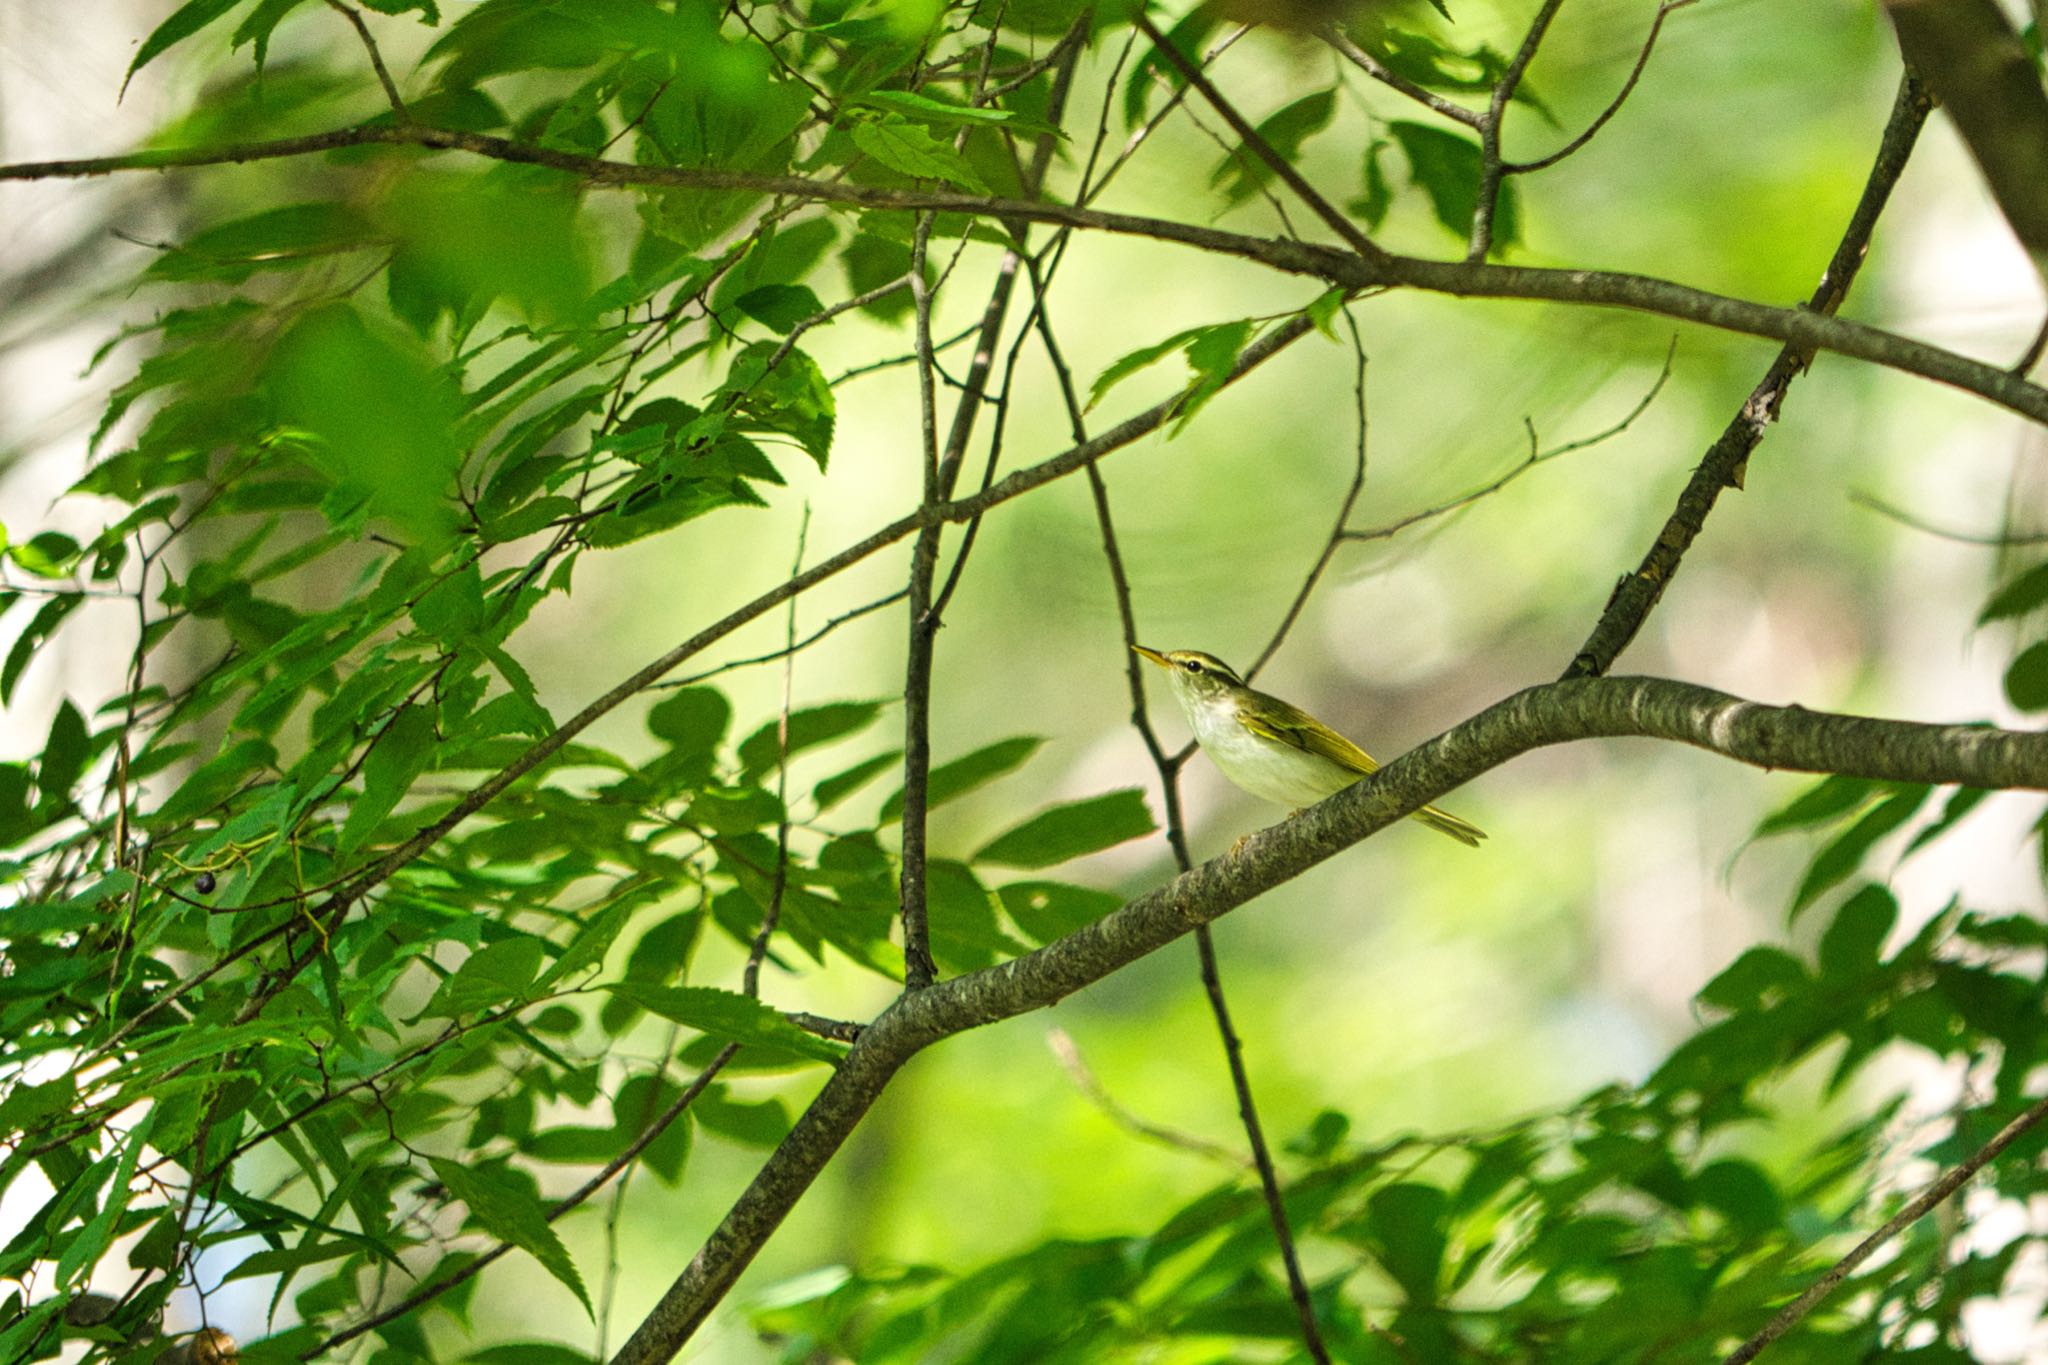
left=1131, top=644, right=1169, bottom=668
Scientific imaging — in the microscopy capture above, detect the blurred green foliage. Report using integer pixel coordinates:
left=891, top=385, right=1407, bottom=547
left=2, top=1, right=2046, bottom=1363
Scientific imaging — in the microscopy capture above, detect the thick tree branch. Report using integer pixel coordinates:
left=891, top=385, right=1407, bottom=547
left=6, top=124, right=2047, bottom=423
left=608, top=674, right=2048, bottom=1363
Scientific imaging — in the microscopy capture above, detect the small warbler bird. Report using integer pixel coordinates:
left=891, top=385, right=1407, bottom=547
left=1133, top=644, right=1484, bottom=847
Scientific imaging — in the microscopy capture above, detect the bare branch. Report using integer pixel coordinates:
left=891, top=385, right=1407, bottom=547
left=1047, top=1027, right=1251, bottom=1168
left=322, top=0, right=411, bottom=123
left=1322, top=24, right=1483, bottom=128
left=1506, top=0, right=1699, bottom=174
left=1563, top=73, right=1932, bottom=678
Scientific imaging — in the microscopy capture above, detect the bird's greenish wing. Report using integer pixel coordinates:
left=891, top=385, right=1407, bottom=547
left=1239, top=691, right=1380, bottom=776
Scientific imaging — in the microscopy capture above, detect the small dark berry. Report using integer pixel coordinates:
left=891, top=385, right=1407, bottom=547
left=194, top=871, right=216, bottom=895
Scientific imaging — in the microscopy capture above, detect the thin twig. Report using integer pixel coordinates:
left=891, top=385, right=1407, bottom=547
left=654, top=589, right=908, bottom=692
left=1468, top=0, right=1565, bottom=262
left=1849, top=489, right=2048, bottom=546
left=1133, top=11, right=1389, bottom=268
left=323, top=0, right=411, bottom=123
left=1505, top=0, right=1699, bottom=173
left=1056, top=283, right=1331, bottom=1363
left=1322, top=24, right=1484, bottom=128
left=745, top=509, right=810, bottom=1000
left=1051, top=1027, right=1253, bottom=1174
left=1342, top=335, right=1676, bottom=543
left=1245, top=312, right=1375, bottom=681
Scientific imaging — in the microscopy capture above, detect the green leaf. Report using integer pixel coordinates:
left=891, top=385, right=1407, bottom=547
left=1689, top=1159, right=1782, bottom=1236
left=126, top=0, right=245, bottom=89
left=648, top=686, right=732, bottom=757
left=8, top=531, right=80, bottom=577
left=230, top=0, right=314, bottom=68
left=1818, top=884, right=1897, bottom=980
left=723, top=341, right=835, bottom=469
left=1388, top=121, right=1520, bottom=248
left=736, top=284, right=824, bottom=335
left=422, top=936, right=547, bottom=1017
left=1170, top=319, right=1253, bottom=436
left=974, top=789, right=1156, bottom=868
left=880, top=736, right=1042, bottom=821
left=693, top=1087, right=792, bottom=1146
left=851, top=115, right=988, bottom=191
left=1088, top=325, right=1207, bottom=411
left=1212, top=90, right=1334, bottom=204
left=1981, top=560, right=2048, bottom=622
left=429, top=1159, right=591, bottom=1313
left=602, top=983, right=847, bottom=1064
left=57, top=1108, right=157, bottom=1286
left=339, top=704, right=439, bottom=853
left=1305, top=287, right=1349, bottom=340
left=147, top=203, right=373, bottom=283
left=1696, top=946, right=1807, bottom=1014
left=737, top=700, right=887, bottom=781
left=222, top=1239, right=358, bottom=1285
left=996, top=880, right=1122, bottom=944
left=854, top=89, right=1021, bottom=128
left=1791, top=785, right=1931, bottom=918
left=36, top=701, right=90, bottom=802
left=1902, top=786, right=1992, bottom=859
left=2006, top=640, right=2048, bottom=710
left=1360, top=1182, right=1448, bottom=1305
left=813, top=750, right=902, bottom=810
left=1755, top=773, right=1874, bottom=836
left=2, top=593, right=82, bottom=705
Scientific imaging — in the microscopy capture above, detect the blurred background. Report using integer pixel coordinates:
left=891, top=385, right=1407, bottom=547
left=8, top=0, right=2048, bottom=1358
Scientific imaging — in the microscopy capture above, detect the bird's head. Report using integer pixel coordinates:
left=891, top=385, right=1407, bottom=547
left=1131, top=645, right=1246, bottom=702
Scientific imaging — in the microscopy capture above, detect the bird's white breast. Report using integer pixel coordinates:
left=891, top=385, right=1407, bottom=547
left=1176, top=689, right=1357, bottom=808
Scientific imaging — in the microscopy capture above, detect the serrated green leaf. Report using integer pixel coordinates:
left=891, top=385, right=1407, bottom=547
left=851, top=115, right=988, bottom=191
left=813, top=750, right=901, bottom=810
left=1088, top=326, right=1207, bottom=411
left=339, top=705, right=438, bottom=853
left=974, top=789, right=1156, bottom=868
left=430, top=1159, right=590, bottom=1313
left=602, top=983, right=845, bottom=1064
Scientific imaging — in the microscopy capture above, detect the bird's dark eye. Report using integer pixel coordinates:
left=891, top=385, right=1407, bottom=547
left=1181, top=659, right=1200, bottom=673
